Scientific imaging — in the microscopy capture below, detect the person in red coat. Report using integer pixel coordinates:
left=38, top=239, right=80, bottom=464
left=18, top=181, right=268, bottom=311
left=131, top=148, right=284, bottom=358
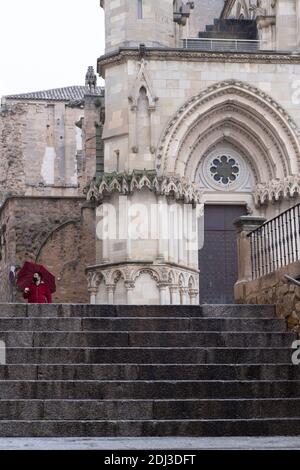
left=23, top=272, right=52, bottom=304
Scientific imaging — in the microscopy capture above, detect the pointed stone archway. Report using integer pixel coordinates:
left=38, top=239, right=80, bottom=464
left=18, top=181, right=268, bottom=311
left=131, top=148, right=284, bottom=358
left=156, top=80, right=300, bottom=189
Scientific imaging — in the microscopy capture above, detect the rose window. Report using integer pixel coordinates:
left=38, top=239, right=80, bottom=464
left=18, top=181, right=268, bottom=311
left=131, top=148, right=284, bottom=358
left=210, top=155, right=240, bottom=186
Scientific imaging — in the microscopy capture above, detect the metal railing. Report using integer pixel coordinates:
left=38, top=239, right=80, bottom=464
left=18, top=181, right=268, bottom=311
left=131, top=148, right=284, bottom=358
left=284, top=274, right=300, bottom=287
left=248, top=204, right=300, bottom=280
left=182, top=38, right=264, bottom=53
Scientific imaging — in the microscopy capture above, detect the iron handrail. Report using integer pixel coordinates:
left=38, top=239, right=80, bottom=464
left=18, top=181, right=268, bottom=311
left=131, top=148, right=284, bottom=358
left=247, top=203, right=300, bottom=279
left=284, top=274, right=300, bottom=287
left=247, top=203, right=300, bottom=238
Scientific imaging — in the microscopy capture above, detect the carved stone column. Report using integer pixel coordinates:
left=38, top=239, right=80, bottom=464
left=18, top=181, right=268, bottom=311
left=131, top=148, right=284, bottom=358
left=88, top=287, right=98, bottom=305
left=170, top=286, right=180, bottom=305
left=159, top=283, right=169, bottom=305
left=180, top=287, right=189, bottom=305
left=157, top=196, right=168, bottom=262
left=106, top=284, right=115, bottom=304
left=189, top=289, right=199, bottom=305
left=125, top=281, right=135, bottom=305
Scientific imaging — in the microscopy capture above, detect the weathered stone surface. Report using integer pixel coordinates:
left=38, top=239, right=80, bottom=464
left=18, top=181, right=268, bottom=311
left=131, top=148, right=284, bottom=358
left=237, top=261, right=300, bottom=337
left=0, top=198, right=95, bottom=303
left=0, top=104, right=26, bottom=204
left=0, top=303, right=299, bottom=437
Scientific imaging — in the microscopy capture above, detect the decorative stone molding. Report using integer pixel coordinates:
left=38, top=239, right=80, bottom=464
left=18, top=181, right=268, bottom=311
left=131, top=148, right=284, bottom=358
left=128, top=59, right=158, bottom=109
left=196, top=140, right=257, bottom=193
left=181, top=105, right=283, bottom=180
left=155, top=80, right=300, bottom=191
left=86, top=262, right=199, bottom=305
left=254, top=176, right=300, bottom=205
left=84, top=170, right=203, bottom=206
left=128, top=60, right=158, bottom=154
left=97, top=47, right=300, bottom=78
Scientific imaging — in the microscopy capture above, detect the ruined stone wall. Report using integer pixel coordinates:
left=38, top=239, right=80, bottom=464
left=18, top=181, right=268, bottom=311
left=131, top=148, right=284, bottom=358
left=238, top=261, right=300, bottom=336
left=0, top=104, right=27, bottom=204
left=0, top=197, right=95, bottom=303
left=1, top=100, right=85, bottom=198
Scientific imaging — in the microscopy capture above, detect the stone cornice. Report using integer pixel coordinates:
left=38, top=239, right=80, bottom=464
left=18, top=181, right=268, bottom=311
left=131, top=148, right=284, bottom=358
left=84, top=170, right=203, bottom=205
left=97, top=47, right=300, bottom=76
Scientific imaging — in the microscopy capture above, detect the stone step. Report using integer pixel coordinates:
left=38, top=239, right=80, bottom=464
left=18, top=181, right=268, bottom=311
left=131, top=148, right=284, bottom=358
left=200, top=305, right=275, bottom=318
left=1, top=363, right=299, bottom=381
left=0, top=331, right=294, bottom=348
left=0, top=302, right=296, bottom=438
left=0, top=317, right=286, bottom=332
left=4, top=347, right=294, bottom=364
left=0, top=398, right=299, bottom=420
left=0, top=304, right=276, bottom=319
left=198, top=31, right=255, bottom=39
left=0, top=419, right=300, bottom=437
left=0, top=380, right=299, bottom=399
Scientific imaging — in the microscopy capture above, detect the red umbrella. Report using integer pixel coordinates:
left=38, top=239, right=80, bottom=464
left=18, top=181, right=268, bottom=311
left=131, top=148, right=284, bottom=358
left=16, top=262, right=56, bottom=294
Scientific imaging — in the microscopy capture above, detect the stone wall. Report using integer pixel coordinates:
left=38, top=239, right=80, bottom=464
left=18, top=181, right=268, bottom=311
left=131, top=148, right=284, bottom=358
left=0, top=100, right=86, bottom=198
left=102, top=0, right=176, bottom=52
left=237, top=261, right=300, bottom=336
left=0, top=104, right=26, bottom=203
left=0, top=197, right=95, bottom=304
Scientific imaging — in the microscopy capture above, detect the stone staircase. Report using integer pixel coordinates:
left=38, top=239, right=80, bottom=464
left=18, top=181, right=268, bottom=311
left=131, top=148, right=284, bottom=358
left=0, top=303, right=299, bottom=437
left=198, top=19, right=257, bottom=40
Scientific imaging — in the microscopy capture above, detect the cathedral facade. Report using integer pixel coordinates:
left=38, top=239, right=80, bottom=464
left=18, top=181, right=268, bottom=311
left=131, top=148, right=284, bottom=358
left=85, top=0, right=300, bottom=305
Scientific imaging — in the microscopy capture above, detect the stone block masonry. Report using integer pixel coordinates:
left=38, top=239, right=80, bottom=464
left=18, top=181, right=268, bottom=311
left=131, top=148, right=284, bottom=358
left=236, top=260, right=300, bottom=337
left=0, top=197, right=95, bottom=304
left=0, top=303, right=298, bottom=437
left=0, top=104, right=26, bottom=203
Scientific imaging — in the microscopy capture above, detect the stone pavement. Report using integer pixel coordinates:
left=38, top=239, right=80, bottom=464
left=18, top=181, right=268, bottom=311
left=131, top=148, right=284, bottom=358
left=0, top=437, right=299, bottom=450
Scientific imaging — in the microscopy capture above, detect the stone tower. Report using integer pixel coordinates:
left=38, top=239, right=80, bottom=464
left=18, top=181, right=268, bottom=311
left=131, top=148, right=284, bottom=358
left=85, top=1, right=201, bottom=305
left=101, top=0, right=176, bottom=52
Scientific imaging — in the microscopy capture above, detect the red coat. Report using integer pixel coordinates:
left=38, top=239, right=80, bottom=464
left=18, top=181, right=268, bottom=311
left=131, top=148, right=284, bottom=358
left=23, top=282, right=52, bottom=304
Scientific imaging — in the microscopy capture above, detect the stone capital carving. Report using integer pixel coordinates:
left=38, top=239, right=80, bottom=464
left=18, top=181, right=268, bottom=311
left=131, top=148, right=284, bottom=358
left=254, top=176, right=300, bottom=205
